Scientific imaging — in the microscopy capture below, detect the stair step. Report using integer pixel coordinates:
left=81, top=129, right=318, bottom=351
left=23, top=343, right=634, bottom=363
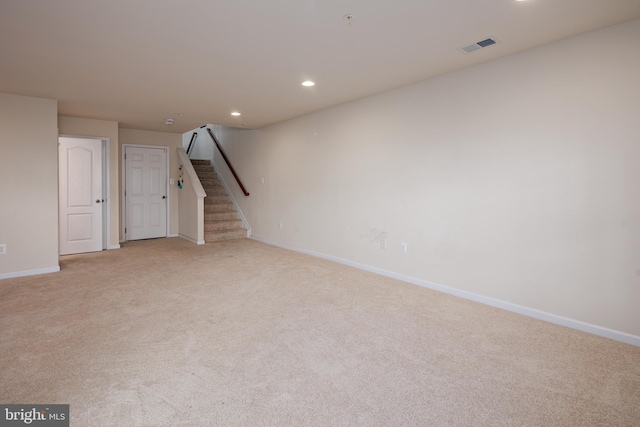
left=191, top=159, right=210, bottom=165
left=204, top=219, right=244, bottom=231
left=205, top=211, right=238, bottom=221
left=194, top=165, right=214, bottom=173
left=205, top=194, right=230, bottom=203
left=205, top=228, right=247, bottom=242
left=204, top=202, right=234, bottom=212
left=196, top=172, right=217, bottom=179
left=200, top=178, right=221, bottom=186
left=202, top=186, right=226, bottom=194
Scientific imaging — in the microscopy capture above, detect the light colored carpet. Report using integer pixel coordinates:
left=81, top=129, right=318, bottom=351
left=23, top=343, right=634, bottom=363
left=1, top=238, right=639, bottom=426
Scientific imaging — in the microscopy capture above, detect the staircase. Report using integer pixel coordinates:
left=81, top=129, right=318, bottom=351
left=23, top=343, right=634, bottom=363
left=191, top=159, right=247, bottom=242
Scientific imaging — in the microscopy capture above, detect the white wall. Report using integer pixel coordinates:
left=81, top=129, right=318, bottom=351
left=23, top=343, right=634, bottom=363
left=0, top=93, right=59, bottom=278
left=217, top=19, right=640, bottom=339
left=182, top=127, right=214, bottom=161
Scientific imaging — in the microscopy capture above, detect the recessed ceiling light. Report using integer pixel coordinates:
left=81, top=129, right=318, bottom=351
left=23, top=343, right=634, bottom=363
left=302, top=81, right=315, bottom=87
left=231, top=111, right=241, bottom=116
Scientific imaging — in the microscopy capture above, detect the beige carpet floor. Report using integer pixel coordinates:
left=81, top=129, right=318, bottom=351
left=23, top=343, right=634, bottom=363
left=1, top=237, right=639, bottom=426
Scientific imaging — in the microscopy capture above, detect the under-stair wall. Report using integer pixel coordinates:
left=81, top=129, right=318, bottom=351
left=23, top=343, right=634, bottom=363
left=176, top=148, right=206, bottom=244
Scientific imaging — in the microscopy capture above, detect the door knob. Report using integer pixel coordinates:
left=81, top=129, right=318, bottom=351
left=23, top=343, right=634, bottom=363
left=162, top=196, right=166, bottom=199
left=96, top=199, right=101, bottom=203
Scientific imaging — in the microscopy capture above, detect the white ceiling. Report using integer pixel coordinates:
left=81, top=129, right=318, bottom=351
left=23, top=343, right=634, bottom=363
left=2, top=0, right=639, bottom=133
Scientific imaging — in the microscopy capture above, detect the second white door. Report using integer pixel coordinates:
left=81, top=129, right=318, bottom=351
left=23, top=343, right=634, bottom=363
left=125, top=146, right=168, bottom=240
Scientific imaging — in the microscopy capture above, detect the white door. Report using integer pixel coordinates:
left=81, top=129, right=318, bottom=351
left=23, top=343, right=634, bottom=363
left=59, top=137, right=103, bottom=255
left=125, top=146, right=168, bottom=240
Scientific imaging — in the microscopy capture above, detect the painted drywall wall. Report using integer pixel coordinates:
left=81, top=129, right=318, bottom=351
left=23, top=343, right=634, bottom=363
left=217, top=19, right=640, bottom=338
left=119, top=128, right=183, bottom=238
left=176, top=148, right=205, bottom=244
left=0, top=93, right=59, bottom=277
left=182, top=128, right=213, bottom=161
left=58, top=116, right=120, bottom=249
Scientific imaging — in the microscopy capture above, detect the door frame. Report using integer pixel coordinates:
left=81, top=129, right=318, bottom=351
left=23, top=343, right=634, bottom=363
left=58, top=135, right=111, bottom=252
left=121, top=144, right=170, bottom=242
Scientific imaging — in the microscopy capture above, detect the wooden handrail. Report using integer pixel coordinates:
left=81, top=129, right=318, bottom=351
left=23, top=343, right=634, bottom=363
left=186, top=131, right=198, bottom=156
left=206, top=127, right=249, bottom=196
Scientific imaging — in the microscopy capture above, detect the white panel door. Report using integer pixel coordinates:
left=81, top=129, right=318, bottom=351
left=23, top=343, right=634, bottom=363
left=125, top=146, right=168, bottom=240
left=59, top=137, right=103, bottom=255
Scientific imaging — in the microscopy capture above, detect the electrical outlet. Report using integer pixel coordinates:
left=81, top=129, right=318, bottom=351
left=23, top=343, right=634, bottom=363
left=380, top=239, right=387, bottom=250
left=401, top=243, right=408, bottom=254
left=0, top=244, right=6, bottom=255
left=279, top=222, right=283, bottom=230
left=261, top=178, right=265, bottom=184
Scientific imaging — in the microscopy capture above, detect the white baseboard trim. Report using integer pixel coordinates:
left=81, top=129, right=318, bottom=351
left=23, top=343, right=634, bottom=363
left=167, top=234, right=179, bottom=238
left=179, top=234, right=205, bottom=245
left=250, top=236, right=640, bottom=348
left=0, top=266, right=61, bottom=280
left=107, top=244, right=120, bottom=250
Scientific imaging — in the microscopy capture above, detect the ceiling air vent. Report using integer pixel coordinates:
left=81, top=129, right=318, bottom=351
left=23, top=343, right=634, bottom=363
left=459, top=37, right=498, bottom=54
